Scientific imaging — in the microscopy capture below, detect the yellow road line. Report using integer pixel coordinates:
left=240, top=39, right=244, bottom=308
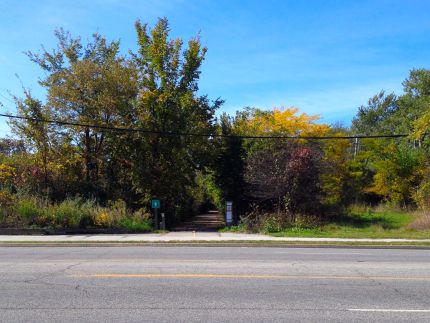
left=68, top=273, right=430, bottom=281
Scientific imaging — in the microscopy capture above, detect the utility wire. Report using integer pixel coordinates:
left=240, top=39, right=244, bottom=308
left=0, top=113, right=416, bottom=140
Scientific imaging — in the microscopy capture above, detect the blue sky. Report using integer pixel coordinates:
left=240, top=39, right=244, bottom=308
left=1, top=0, right=429, bottom=135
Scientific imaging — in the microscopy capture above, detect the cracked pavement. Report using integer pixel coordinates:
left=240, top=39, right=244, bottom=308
left=0, top=246, right=430, bottom=322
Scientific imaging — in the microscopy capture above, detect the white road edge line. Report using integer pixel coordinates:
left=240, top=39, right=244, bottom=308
left=348, top=309, right=430, bottom=313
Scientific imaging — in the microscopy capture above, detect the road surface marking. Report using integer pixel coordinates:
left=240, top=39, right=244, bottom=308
left=349, top=309, right=430, bottom=313
left=68, top=273, right=430, bottom=281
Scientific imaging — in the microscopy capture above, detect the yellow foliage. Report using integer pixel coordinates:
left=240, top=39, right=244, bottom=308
left=0, top=164, right=16, bottom=186
left=365, top=141, right=425, bottom=205
left=94, top=211, right=111, bottom=227
left=235, top=107, right=330, bottom=137
left=320, top=133, right=352, bottom=205
left=412, top=101, right=430, bottom=138
left=0, top=190, right=15, bottom=207
left=367, top=170, right=390, bottom=196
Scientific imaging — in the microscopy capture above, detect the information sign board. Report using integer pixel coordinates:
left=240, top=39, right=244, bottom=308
left=226, top=201, right=233, bottom=225
left=151, top=199, right=160, bottom=209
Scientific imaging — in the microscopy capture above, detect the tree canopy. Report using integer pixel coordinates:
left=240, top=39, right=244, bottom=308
left=1, top=18, right=430, bottom=231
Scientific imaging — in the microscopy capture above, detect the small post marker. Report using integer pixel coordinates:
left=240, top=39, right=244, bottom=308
left=226, top=201, right=233, bottom=226
left=151, top=199, right=161, bottom=230
left=161, top=213, right=165, bottom=230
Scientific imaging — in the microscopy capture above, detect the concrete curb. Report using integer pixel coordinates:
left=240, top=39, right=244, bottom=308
left=1, top=241, right=430, bottom=249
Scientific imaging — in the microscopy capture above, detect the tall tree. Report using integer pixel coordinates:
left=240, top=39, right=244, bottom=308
left=22, top=29, right=137, bottom=198
left=402, top=69, right=430, bottom=138
left=351, top=70, right=430, bottom=207
left=130, top=18, right=221, bottom=221
left=352, top=91, right=399, bottom=135
left=10, top=91, right=53, bottom=194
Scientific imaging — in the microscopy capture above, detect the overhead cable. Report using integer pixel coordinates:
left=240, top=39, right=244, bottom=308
left=0, top=113, right=416, bottom=140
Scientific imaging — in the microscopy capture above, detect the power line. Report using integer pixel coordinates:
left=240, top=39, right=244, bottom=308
left=0, top=113, right=415, bottom=140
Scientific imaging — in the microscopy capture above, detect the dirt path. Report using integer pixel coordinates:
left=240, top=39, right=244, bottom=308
left=173, top=211, right=224, bottom=231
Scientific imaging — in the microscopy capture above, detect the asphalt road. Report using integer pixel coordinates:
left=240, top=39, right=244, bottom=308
left=1, top=246, right=430, bottom=322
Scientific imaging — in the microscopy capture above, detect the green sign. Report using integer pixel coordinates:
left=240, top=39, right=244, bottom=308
left=151, top=199, right=160, bottom=209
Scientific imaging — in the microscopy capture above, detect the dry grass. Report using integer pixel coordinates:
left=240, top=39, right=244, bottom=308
left=408, top=212, right=430, bottom=231
left=0, top=195, right=152, bottom=231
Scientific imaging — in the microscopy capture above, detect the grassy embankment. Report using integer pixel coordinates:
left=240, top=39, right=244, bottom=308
left=222, top=206, right=430, bottom=239
left=0, top=196, right=152, bottom=232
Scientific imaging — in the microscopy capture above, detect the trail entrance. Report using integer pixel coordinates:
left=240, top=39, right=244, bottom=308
left=173, top=211, right=224, bottom=232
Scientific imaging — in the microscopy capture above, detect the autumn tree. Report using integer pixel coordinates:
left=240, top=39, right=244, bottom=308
left=244, top=141, right=322, bottom=220
left=129, top=18, right=221, bottom=221
left=351, top=70, right=430, bottom=207
left=234, top=107, right=329, bottom=137
left=234, top=107, right=327, bottom=219
left=320, top=132, right=371, bottom=209
left=10, top=92, right=54, bottom=194
left=402, top=69, right=430, bottom=138
left=16, top=29, right=138, bottom=199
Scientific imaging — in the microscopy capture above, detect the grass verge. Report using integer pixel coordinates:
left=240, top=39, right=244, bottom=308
left=222, top=208, right=430, bottom=239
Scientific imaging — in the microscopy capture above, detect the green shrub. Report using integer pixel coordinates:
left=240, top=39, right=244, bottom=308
left=108, top=199, right=128, bottom=225
left=119, top=208, right=152, bottom=231
left=16, top=197, right=43, bottom=223
left=52, top=199, right=83, bottom=228
left=219, top=224, right=246, bottom=232
left=348, top=204, right=373, bottom=215
left=262, top=215, right=285, bottom=233
left=79, top=199, right=97, bottom=228
left=294, top=214, right=322, bottom=229
left=239, top=208, right=266, bottom=233
left=119, top=216, right=152, bottom=232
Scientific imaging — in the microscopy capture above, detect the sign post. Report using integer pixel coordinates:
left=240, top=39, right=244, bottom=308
left=151, top=199, right=161, bottom=230
left=161, top=213, right=166, bottom=230
left=225, top=201, right=233, bottom=226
